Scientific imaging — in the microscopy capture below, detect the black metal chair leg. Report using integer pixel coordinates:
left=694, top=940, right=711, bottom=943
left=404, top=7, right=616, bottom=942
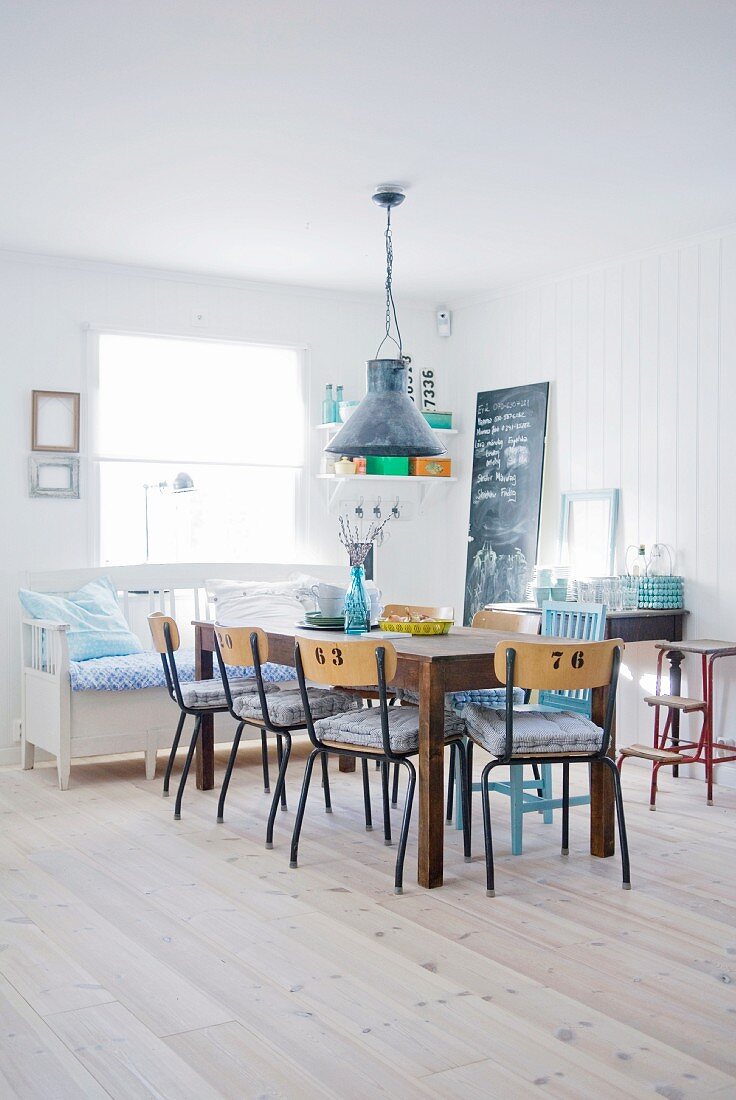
left=446, top=742, right=456, bottom=822
left=603, top=755, right=632, bottom=889
left=266, top=733, right=292, bottom=848
left=561, top=761, right=570, bottom=854
left=276, top=735, right=288, bottom=809
left=456, top=741, right=472, bottom=861
left=217, top=721, right=245, bottom=822
left=321, top=752, right=332, bottom=812
left=289, top=748, right=319, bottom=868
left=394, top=759, right=416, bottom=894
left=391, top=762, right=400, bottom=807
left=481, top=759, right=498, bottom=896
left=532, top=761, right=544, bottom=798
left=361, top=758, right=373, bottom=830
left=163, top=711, right=186, bottom=797
left=174, top=715, right=201, bottom=820
left=260, top=729, right=270, bottom=793
left=381, top=760, right=392, bottom=845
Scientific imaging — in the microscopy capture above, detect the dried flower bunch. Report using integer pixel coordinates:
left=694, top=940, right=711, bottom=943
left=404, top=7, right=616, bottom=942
left=338, top=514, right=391, bottom=566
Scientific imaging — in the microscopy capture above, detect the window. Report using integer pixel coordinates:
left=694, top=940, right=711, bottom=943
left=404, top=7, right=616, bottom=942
left=95, top=334, right=305, bottom=565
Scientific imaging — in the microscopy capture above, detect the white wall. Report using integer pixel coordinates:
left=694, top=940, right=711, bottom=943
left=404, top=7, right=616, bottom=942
left=442, top=226, right=736, bottom=782
left=1, top=251, right=455, bottom=752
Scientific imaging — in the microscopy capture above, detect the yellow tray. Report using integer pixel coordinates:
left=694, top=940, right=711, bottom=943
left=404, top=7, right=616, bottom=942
left=377, top=619, right=453, bottom=636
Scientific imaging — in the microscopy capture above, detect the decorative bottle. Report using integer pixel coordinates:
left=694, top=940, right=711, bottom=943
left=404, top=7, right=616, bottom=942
left=344, top=564, right=370, bottom=635
left=647, top=543, right=671, bottom=577
left=322, top=384, right=336, bottom=425
left=630, top=545, right=647, bottom=577
left=335, top=384, right=344, bottom=419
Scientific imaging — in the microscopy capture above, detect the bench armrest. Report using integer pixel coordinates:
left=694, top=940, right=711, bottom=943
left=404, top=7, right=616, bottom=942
left=21, top=617, right=70, bottom=632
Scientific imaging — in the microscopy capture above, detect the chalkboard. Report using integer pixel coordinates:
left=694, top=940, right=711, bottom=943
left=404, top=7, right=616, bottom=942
left=463, top=382, right=549, bottom=624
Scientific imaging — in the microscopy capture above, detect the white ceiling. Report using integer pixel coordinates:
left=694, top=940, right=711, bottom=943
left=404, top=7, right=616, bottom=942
left=1, top=1, right=735, bottom=301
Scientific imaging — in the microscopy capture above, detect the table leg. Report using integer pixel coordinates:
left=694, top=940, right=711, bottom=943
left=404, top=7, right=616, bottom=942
left=590, top=683, right=615, bottom=857
left=338, top=756, right=357, bottom=773
left=418, top=661, right=446, bottom=888
left=194, top=626, right=215, bottom=791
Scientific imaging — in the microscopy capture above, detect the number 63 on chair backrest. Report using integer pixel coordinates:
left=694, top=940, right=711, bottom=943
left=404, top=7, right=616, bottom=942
left=295, top=637, right=398, bottom=690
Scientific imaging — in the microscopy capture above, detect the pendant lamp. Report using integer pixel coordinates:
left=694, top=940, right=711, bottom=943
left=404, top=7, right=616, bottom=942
left=325, top=188, right=445, bottom=459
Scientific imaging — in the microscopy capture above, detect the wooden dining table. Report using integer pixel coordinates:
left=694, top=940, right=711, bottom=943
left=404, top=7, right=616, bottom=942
left=192, top=619, right=617, bottom=888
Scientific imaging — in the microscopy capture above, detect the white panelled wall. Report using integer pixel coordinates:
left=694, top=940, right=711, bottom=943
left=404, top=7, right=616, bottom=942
left=0, top=252, right=448, bottom=755
left=443, top=225, right=736, bottom=787
left=3, top=226, right=736, bottom=791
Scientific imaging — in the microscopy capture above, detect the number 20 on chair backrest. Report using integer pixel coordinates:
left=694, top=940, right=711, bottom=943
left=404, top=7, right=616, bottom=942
left=213, top=625, right=269, bottom=667
left=296, top=637, right=398, bottom=689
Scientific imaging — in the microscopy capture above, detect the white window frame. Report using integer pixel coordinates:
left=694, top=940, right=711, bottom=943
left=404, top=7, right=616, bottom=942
left=84, top=326, right=311, bottom=567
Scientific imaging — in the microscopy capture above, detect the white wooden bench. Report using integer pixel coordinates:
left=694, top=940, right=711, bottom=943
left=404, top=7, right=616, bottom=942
left=20, top=562, right=344, bottom=789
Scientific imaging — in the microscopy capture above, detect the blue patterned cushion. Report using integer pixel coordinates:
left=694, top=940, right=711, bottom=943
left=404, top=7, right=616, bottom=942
left=68, top=648, right=295, bottom=692
left=398, top=686, right=524, bottom=714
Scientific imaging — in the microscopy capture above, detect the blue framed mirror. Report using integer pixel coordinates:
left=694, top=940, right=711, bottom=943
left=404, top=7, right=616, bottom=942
left=559, top=488, right=619, bottom=577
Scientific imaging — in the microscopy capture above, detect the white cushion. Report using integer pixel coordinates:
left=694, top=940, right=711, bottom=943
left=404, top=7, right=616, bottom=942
left=464, top=706, right=604, bottom=757
left=206, top=573, right=328, bottom=626
left=206, top=578, right=305, bottom=628
left=315, top=706, right=465, bottom=754
left=233, top=687, right=360, bottom=726
left=180, top=678, right=279, bottom=709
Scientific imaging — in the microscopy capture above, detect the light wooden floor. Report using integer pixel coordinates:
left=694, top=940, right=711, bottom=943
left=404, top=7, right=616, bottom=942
left=0, top=742, right=734, bottom=1100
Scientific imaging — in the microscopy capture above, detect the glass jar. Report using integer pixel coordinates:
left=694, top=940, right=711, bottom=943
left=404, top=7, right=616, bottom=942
left=647, top=543, right=672, bottom=577
left=344, top=564, right=370, bottom=635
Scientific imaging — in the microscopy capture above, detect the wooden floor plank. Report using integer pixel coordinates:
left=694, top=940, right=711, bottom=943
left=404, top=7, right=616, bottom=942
left=0, top=975, right=109, bottom=1099
left=0, top=746, right=734, bottom=1100
left=46, top=1001, right=223, bottom=1100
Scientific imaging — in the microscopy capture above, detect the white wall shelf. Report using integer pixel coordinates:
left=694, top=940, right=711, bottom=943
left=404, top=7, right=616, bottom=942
left=316, top=474, right=457, bottom=483
left=316, top=423, right=457, bottom=434
left=317, top=473, right=456, bottom=511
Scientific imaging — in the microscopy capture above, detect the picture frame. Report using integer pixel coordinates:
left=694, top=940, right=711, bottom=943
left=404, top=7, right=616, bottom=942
left=559, top=488, right=619, bottom=577
left=31, top=389, right=80, bottom=453
left=28, top=456, right=80, bottom=499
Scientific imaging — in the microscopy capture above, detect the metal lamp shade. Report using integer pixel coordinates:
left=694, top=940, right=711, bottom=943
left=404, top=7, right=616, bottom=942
left=324, top=359, right=446, bottom=458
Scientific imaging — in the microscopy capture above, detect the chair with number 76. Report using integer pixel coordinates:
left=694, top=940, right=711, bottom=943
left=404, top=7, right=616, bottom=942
left=462, top=637, right=630, bottom=896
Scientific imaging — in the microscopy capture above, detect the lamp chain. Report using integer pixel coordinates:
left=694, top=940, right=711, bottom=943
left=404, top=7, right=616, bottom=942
left=375, top=207, right=402, bottom=359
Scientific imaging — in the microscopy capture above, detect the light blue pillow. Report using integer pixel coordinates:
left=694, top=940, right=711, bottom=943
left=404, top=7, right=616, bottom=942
left=19, top=577, right=144, bottom=662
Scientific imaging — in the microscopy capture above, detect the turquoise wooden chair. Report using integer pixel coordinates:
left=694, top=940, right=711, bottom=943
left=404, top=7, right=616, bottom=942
left=454, top=600, right=606, bottom=854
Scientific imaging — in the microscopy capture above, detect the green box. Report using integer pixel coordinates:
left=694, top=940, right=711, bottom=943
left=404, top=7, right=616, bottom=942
left=366, top=456, right=409, bottom=476
left=421, top=410, right=453, bottom=429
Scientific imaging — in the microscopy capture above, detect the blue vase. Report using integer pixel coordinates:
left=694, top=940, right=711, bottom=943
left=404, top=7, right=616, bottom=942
left=344, top=564, right=370, bottom=635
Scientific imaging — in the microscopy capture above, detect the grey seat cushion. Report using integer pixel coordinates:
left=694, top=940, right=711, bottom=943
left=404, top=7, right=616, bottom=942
left=315, top=706, right=465, bottom=754
left=464, top=706, right=605, bottom=757
left=233, top=687, right=360, bottom=726
left=180, top=679, right=279, bottom=709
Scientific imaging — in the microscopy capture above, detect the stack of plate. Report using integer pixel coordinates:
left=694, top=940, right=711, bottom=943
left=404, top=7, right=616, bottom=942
left=298, top=610, right=346, bottom=631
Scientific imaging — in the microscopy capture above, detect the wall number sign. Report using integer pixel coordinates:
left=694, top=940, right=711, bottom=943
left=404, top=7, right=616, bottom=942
left=404, top=356, right=438, bottom=410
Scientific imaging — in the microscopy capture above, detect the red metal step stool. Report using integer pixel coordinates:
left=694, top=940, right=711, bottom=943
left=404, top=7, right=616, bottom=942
left=618, top=639, right=736, bottom=808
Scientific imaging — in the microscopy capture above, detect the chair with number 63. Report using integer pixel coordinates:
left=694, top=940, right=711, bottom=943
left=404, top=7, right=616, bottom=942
left=290, top=636, right=471, bottom=894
